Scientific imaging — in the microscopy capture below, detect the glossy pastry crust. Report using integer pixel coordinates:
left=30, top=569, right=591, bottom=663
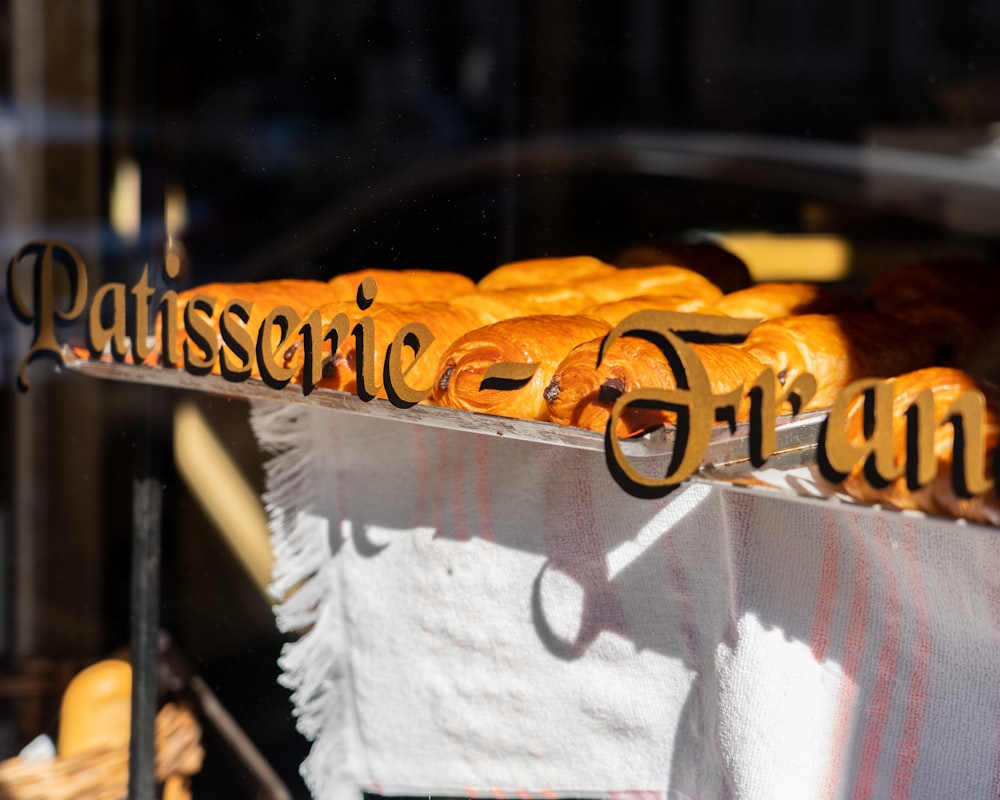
left=739, top=312, right=936, bottom=411
left=166, top=279, right=341, bottom=372
left=476, top=255, right=618, bottom=291
left=449, top=284, right=596, bottom=321
left=840, top=366, right=1000, bottom=526
left=576, top=265, right=724, bottom=305
left=305, top=301, right=491, bottom=399
left=327, top=268, right=476, bottom=303
left=712, top=281, right=847, bottom=320
left=614, top=240, right=752, bottom=294
left=546, top=336, right=768, bottom=437
left=432, top=314, right=611, bottom=421
left=582, top=293, right=723, bottom=327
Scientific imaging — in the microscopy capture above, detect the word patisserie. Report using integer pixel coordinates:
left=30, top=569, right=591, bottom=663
left=6, top=240, right=438, bottom=403
left=6, top=240, right=1000, bottom=517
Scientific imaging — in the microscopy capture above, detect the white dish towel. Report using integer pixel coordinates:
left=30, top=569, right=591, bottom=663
left=250, top=400, right=1000, bottom=800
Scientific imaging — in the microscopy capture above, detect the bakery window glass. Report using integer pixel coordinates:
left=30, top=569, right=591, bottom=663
left=1, top=1, right=999, bottom=797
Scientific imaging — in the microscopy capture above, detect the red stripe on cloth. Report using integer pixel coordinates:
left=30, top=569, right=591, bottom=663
left=411, top=424, right=429, bottom=526
left=432, top=427, right=448, bottom=535
left=541, top=451, right=627, bottom=650
left=475, top=434, right=495, bottom=543
left=810, top=510, right=841, bottom=663
left=820, top=512, right=872, bottom=800
left=451, top=430, right=471, bottom=542
left=889, top=519, right=931, bottom=799
left=852, top=516, right=902, bottom=800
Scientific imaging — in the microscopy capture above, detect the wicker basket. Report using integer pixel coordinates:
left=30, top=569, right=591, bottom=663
left=0, top=702, right=203, bottom=800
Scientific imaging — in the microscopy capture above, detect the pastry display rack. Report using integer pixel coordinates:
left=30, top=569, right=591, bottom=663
left=61, top=351, right=827, bottom=477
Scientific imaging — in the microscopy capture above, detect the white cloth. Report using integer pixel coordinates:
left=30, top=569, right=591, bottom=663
left=250, top=400, right=1000, bottom=800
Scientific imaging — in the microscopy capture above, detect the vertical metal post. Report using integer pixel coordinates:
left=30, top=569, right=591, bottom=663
left=129, top=0, right=162, bottom=795
left=129, top=437, right=161, bottom=800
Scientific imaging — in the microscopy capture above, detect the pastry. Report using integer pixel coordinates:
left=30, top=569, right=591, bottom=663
left=449, top=284, right=595, bottom=321
left=712, top=281, right=848, bottom=320
left=582, top=294, right=725, bottom=327
left=163, top=279, right=340, bottom=373
left=546, top=336, right=769, bottom=437
left=738, top=312, right=936, bottom=411
left=615, top=239, right=752, bottom=293
left=433, top=314, right=611, bottom=421
left=303, top=301, right=491, bottom=400
left=476, top=255, right=617, bottom=291
left=58, top=659, right=132, bottom=756
left=864, top=258, right=1000, bottom=374
left=577, top=265, right=724, bottom=305
left=839, top=366, right=1000, bottom=526
left=327, top=267, right=476, bottom=303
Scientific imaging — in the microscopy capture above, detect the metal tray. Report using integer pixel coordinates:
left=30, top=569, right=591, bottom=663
left=63, top=354, right=826, bottom=471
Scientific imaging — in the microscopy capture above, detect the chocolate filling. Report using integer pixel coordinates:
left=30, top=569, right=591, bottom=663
left=598, top=377, right=626, bottom=404
left=321, top=354, right=337, bottom=379
left=543, top=378, right=561, bottom=403
left=438, top=364, right=455, bottom=391
left=283, top=340, right=302, bottom=367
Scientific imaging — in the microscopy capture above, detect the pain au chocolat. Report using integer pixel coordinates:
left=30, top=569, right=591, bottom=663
left=576, top=265, right=724, bottom=305
left=546, top=335, right=769, bottom=438
left=864, top=258, right=1000, bottom=377
left=712, top=281, right=849, bottom=320
left=839, top=366, right=1000, bottom=526
left=738, top=312, right=936, bottom=412
left=327, top=267, right=476, bottom=303
left=294, top=300, right=491, bottom=400
left=582, top=294, right=725, bottom=327
left=432, top=314, right=611, bottom=421
left=448, top=284, right=596, bottom=321
left=164, top=278, right=342, bottom=373
left=476, top=255, right=618, bottom=291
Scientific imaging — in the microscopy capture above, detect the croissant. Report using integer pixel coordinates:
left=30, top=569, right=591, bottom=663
left=839, top=367, right=1000, bottom=526
left=546, top=336, right=769, bottom=437
left=738, top=312, right=936, bottom=411
left=576, top=265, right=724, bottom=305
left=327, top=268, right=476, bottom=303
left=476, top=255, right=618, bottom=291
left=304, top=301, right=491, bottom=399
left=582, top=294, right=725, bottom=327
left=433, top=314, right=611, bottom=421
left=712, top=281, right=849, bottom=320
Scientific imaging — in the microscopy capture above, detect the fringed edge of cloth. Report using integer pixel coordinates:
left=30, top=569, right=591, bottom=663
left=249, top=399, right=357, bottom=800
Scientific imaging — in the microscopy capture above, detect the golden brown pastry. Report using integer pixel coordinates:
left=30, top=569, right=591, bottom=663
left=546, top=336, right=769, bottom=437
left=712, top=281, right=849, bottom=320
left=577, top=265, right=724, bottom=305
left=864, top=258, right=1000, bottom=374
left=738, top=312, right=936, bottom=411
left=449, top=283, right=595, bottom=321
left=58, top=659, right=132, bottom=756
left=306, top=301, right=492, bottom=400
left=158, top=279, right=341, bottom=372
left=433, top=314, right=611, bottom=421
left=476, top=255, right=617, bottom=291
left=615, top=239, right=752, bottom=294
left=840, top=366, right=1000, bottom=526
left=327, top=267, right=476, bottom=303
left=582, top=294, right=725, bottom=327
